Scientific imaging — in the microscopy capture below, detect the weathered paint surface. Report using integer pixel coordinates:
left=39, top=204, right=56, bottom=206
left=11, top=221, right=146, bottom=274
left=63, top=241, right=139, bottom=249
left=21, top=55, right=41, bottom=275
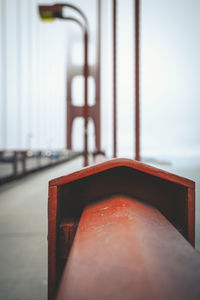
left=57, top=195, right=200, bottom=300
left=48, top=158, right=196, bottom=299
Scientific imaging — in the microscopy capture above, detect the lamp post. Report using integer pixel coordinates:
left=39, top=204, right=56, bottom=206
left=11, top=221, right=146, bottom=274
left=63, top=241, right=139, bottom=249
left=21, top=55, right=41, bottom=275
left=38, top=3, right=89, bottom=166
left=113, top=0, right=117, bottom=158
left=134, top=0, right=140, bottom=161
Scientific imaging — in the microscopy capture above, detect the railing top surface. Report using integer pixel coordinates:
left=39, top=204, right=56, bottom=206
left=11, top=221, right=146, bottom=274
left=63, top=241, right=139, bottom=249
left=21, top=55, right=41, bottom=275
left=49, top=158, right=195, bottom=188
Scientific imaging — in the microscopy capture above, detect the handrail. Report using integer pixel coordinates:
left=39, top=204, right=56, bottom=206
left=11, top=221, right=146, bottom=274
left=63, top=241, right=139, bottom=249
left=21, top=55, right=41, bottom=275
left=57, top=194, right=200, bottom=300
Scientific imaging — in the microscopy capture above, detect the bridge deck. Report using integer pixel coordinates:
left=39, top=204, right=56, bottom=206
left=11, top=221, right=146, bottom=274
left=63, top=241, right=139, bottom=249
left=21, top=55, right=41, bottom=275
left=0, top=158, right=200, bottom=300
left=0, top=157, right=83, bottom=300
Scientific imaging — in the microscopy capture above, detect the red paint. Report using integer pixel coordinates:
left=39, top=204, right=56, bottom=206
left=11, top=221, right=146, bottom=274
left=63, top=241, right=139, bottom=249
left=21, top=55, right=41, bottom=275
left=135, top=0, right=140, bottom=161
left=59, top=221, right=77, bottom=259
left=84, top=31, right=88, bottom=166
left=48, top=158, right=195, bottom=299
left=39, top=4, right=90, bottom=166
left=66, top=3, right=101, bottom=155
left=62, top=5, right=89, bottom=167
left=48, top=186, right=58, bottom=300
left=96, top=0, right=101, bottom=151
left=113, top=0, right=117, bottom=157
left=57, top=195, right=200, bottom=300
left=49, top=158, right=194, bottom=189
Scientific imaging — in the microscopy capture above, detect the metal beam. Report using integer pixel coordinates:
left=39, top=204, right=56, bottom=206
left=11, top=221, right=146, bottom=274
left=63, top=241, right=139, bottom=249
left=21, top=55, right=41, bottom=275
left=57, top=195, right=200, bottom=299
left=135, top=0, right=140, bottom=161
left=113, top=0, right=117, bottom=157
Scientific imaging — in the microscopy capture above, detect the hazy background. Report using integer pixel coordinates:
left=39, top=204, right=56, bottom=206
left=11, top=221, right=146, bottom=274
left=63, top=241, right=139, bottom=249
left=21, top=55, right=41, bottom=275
left=0, top=2, right=200, bottom=299
left=0, top=0, right=200, bottom=161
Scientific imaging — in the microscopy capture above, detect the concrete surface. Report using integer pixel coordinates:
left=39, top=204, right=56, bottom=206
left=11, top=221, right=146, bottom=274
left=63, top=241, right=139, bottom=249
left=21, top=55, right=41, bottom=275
left=0, top=157, right=83, bottom=300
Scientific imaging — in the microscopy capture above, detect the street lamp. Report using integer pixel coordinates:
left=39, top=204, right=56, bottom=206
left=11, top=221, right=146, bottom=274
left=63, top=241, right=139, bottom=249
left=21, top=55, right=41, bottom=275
left=38, top=3, right=89, bottom=166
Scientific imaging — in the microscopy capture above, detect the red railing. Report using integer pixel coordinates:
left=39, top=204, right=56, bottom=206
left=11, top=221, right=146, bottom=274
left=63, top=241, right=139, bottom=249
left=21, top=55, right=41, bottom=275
left=48, top=158, right=198, bottom=299
left=57, top=194, right=200, bottom=300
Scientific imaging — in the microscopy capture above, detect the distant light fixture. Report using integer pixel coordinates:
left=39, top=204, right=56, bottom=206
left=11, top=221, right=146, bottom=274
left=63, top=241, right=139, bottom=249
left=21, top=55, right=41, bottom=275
left=26, top=150, right=33, bottom=157
left=38, top=3, right=89, bottom=166
left=38, top=4, right=62, bottom=21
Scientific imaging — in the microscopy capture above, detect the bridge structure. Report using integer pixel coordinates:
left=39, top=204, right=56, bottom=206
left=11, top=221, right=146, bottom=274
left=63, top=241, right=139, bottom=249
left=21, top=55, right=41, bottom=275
left=0, top=1, right=200, bottom=300
left=39, top=1, right=200, bottom=299
left=39, top=0, right=141, bottom=166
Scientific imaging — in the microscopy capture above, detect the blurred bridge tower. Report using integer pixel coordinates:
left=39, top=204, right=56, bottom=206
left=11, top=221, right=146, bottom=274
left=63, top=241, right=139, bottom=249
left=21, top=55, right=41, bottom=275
left=66, top=1, right=101, bottom=151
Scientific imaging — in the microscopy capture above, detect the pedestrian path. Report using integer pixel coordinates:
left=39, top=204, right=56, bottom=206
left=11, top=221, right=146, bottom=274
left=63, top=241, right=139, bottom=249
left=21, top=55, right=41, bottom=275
left=0, top=156, right=199, bottom=300
left=0, top=157, right=83, bottom=300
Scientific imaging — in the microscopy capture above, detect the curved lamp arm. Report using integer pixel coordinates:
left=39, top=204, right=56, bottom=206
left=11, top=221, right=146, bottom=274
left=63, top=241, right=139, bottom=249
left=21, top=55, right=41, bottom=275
left=58, top=3, right=88, bottom=28
left=38, top=3, right=89, bottom=166
left=38, top=3, right=88, bottom=30
left=61, top=16, right=85, bottom=30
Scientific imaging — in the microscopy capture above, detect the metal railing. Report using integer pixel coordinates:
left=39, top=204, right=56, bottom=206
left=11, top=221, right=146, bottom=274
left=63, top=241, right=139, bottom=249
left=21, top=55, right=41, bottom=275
left=0, top=150, right=82, bottom=185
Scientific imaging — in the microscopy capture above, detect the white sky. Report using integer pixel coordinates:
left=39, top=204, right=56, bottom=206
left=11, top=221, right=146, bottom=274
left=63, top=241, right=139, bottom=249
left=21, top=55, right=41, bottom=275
left=1, top=0, right=200, bottom=160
